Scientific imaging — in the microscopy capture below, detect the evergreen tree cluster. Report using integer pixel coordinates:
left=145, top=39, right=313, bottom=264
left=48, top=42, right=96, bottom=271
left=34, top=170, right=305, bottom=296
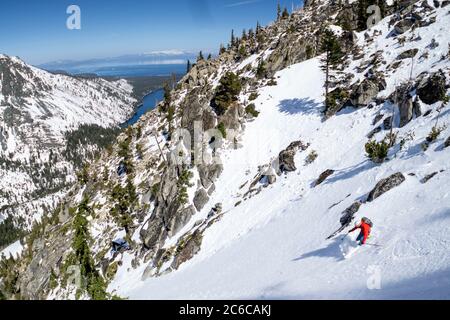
left=0, top=216, right=24, bottom=248
left=71, top=198, right=108, bottom=300
left=110, top=178, right=137, bottom=233
left=211, top=72, right=242, bottom=115
left=64, top=124, right=120, bottom=168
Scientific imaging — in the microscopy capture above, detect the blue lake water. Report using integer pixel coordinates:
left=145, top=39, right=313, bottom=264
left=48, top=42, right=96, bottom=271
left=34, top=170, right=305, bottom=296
left=122, top=88, right=165, bottom=127
left=91, top=64, right=186, bottom=77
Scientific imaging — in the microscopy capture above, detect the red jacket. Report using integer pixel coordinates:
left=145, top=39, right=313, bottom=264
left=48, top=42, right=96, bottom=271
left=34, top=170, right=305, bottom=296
left=349, top=222, right=371, bottom=244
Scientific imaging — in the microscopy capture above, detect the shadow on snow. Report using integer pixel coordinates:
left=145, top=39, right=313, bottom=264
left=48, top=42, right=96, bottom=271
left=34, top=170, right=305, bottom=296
left=277, top=98, right=323, bottom=116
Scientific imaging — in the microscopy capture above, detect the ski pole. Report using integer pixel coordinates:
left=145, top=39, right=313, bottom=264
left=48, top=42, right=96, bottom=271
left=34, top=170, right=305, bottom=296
left=365, top=243, right=382, bottom=247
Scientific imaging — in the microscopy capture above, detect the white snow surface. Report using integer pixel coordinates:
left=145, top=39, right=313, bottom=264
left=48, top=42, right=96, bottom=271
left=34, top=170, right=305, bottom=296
left=105, top=3, right=450, bottom=299
left=0, top=241, right=24, bottom=260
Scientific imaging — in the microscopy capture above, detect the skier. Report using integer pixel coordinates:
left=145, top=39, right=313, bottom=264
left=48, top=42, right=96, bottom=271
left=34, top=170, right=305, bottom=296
left=348, top=217, right=373, bottom=246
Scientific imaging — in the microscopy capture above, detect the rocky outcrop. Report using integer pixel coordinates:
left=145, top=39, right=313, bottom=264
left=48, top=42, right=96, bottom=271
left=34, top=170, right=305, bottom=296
left=416, top=71, right=447, bottom=105
left=198, top=164, right=223, bottom=190
left=367, top=173, right=406, bottom=202
left=314, top=169, right=335, bottom=187
left=399, top=94, right=414, bottom=127
left=350, top=77, right=386, bottom=107
left=18, top=221, right=73, bottom=299
left=278, top=141, right=309, bottom=173
left=193, top=188, right=209, bottom=211
left=421, top=172, right=438, bottom=184
left=171, top=230, right=203, bottom=270
left=413, top=97, right=422, bottom=117
left=340, top=202, right=362, bottom=227
left=220, top=102, right=244, bottom=131
left=445, top=136, right=450, bottom=148
left=393, top=18, right=416, bottom=35
left=396, top=48, right=419, bottom=60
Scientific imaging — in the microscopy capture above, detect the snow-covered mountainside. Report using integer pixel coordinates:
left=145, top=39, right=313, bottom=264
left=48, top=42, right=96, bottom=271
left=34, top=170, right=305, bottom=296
left=0, top=54, right=136, bottom=232
left=1, top=0, right=449, bottom=300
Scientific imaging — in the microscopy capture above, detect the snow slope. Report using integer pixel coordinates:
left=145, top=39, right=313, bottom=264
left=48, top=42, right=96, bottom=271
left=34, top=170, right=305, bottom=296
left=0, top=241, right=23, bottom=261
left=0, top=54, right=136, bottom=227
left=109, top=5, right=450, bottom=299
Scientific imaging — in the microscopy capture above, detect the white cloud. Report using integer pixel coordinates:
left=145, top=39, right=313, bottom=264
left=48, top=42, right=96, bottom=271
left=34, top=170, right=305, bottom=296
left=224, top=0, right=262, bottom=8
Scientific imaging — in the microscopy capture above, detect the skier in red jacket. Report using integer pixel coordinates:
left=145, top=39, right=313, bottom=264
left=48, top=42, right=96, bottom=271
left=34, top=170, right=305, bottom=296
left=348, top=217, right=372, bottom=245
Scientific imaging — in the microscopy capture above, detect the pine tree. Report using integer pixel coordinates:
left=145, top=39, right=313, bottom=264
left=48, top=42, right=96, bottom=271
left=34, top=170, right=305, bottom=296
left=197, top=51, right=204, bottom=61
left=231, top=29, right=236, bottom=48
left=320, top=28, right=344, bottom=113
left=277, top=2, right=282, bottom=21
left=72, top=197, right=108, bottom=300
left=219, top=44, right=226, bottom=55
left=248, top=28, right=254, bottom=41
left=186, top=59, right=191, bottom=73
left=162, top=82, right=172, bottom=112
left=207, top=53, right=212, bottom=60
left=242, top=29, right=247, bottom=41
left=282, top=7, right=290, bottom=19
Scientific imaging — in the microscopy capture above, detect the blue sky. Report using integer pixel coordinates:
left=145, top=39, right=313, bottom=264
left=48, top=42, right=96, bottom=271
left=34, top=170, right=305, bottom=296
left=0, top=0, right=303, bottom=65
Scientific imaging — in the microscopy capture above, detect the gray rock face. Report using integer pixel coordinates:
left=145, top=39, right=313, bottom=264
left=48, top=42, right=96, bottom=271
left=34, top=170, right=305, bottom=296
left=383, top=116, right=393, bottom=130
left=168, top=205, right=196, bottom=237
left=396, top=48, right=419, bottom=60
left=193, top=188, right=209, bottom=211
left=171, top=230, right=203, bottom=270
left=198, top=164, right=223, bottom=189
left=141, top=165, right=181, bottom=249
left=314, top=169, right=335, bottom=187
left=340, top=202, right=362, bottom=227
left=350, top=77, right=385, bottom=107
left=421, top=172, right=438, bottom=184
left=444, top=136, right=450, bottom=148
left=399, top=95, right=414, bottom=127
left=416, top=71, right=447, bottom=105
left=367, top=172, right=406, bottom=202
left=394, top=18, right=415, bottom=34
left=19, top=226, right=73, bottom=299
left=278, top=140, right=309, bottom=173
left=413, top=97, right=422, bottom=117
left=220, top=103, right=244, bottom=131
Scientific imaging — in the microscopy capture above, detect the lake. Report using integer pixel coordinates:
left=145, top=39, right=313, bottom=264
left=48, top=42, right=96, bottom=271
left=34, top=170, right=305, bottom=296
left=122, top=88, right=165, bottom=127
left=91, top=64, right=187, bottom=77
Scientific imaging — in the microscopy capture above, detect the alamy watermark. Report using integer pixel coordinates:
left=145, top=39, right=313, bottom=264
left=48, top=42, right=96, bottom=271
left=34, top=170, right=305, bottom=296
left=66, top=5, right=81, bottom=30
left=366, top=265, right=382, bottom=290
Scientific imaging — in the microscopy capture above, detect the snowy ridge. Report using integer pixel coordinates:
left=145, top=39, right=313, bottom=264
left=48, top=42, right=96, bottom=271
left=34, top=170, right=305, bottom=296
left=0, top=54, right=136, bottom=227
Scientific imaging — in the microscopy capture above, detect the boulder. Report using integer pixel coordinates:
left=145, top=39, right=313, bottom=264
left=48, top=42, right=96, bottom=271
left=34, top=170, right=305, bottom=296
left=421, top=172, right=438, bottom=184
left=278, top=140, right=309, bottom=173
left=198, top=163, right=223, bottom=189
left=171, top=231, right=203, bottom=270
left=314, top=169, right=335, bottom=187
left=396, top=48, right=418, bottom=60
left=416, top=71, right=447, bottom=105
left=367, top=172, right=406, bottom=202
left=340, top=202, right=362, bottom=227
left=393, top=18, right=415, bottom=34
left=219, top=102, right=243, bottom=131
left=383, top=116, right=393, bottom=130
left=413, top=97, right=422, bottom=117
left=350, top=78, right=385, bottom=107
left=399, top=95, right=414, bottom=127
left=193, top=188, right=209, bottom=211
left=444, top=136, right=450, bottom=148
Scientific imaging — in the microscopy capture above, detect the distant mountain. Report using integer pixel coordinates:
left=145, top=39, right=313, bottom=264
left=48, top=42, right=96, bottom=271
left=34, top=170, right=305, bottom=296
left=0, top=54, right=136, bottom=232
left=38, top=51, right=200, bottom=75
